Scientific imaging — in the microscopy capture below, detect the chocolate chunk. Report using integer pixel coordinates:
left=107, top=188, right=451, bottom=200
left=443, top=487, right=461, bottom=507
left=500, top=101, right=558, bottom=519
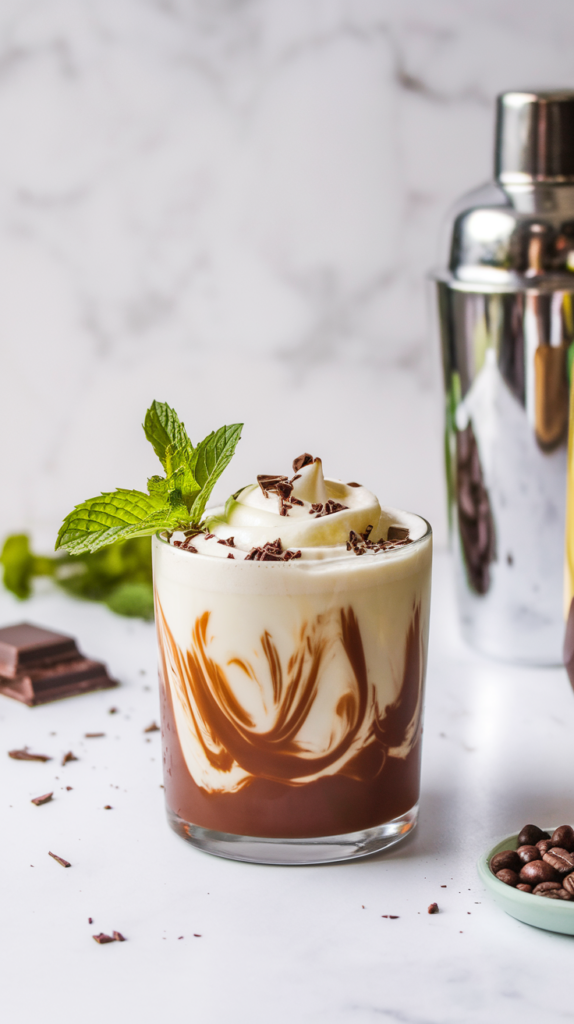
left=61, top=751, right=78, bottom=766
left=144, top=722, right=160, bottom=733
left=387, top=526, right=410, bottom=542
left=427, top=903, right=439, bottom=914
left=48, top=851, right=71, bottom=867
left=8, top=748, right=51, bottom=762
left=93, top=933, right=114, bottom=944
left=0, top=623, right=78, bottom=678
left=112, top=931, right=126, bottom=942
left=31, top=792, right=53, bottom=806
left=0, top=654, right=117, bottom=707
left=292, top=454, right=314, bottom=473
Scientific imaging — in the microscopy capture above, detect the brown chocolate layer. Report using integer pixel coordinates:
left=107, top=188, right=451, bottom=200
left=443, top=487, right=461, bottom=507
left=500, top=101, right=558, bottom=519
left=0, top=623, right=78, bottom=678
left=159, top=604, right=424, bottom=839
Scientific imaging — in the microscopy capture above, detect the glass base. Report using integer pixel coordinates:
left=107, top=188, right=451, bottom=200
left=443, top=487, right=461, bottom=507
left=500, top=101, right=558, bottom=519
left=166, top=802, right=418, bottom=865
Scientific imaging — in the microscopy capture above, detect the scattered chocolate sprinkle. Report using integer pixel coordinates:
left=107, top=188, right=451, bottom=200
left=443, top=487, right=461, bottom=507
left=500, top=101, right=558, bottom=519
left=346, top=529, right=412, bottom=556
left=93, top=933, right=114, bottom=944
left=245, top=539, right=302, bottom=562
left=49, top=851, right=71, bottom=868
left=144, top=721, right=160, bottom=733
left=292, top=453, right=314, bottom=473
left=309, top=500, right=348, bottom=518
left=103, top=805, right=112, bottom=810
left=193, top=934, right=202, bottom=938
left=381, top=915, right=399, bottom=919
left=428, top=903, right=439, bottom=914
left=31, top=792, right=53, bottom=806
left=112, top=931, right=126, bottom=942
left=62, top=751, right=78, bottom=766
left=217, top=536, right=235, bottom=547
left=387, top=526, right=410, bottom=542
left=88, top=918, right=93, bottom=924
left=8, top=748, right=52, bottom=762
left=178, top=936, right=184, bottom=940
left=108, top=707, right=119, bottom=714
left=85, top=732, right=105, bottom=738
left=65, top=786, right=73, bottom=791
left=204, top=533, right=216, bottom=541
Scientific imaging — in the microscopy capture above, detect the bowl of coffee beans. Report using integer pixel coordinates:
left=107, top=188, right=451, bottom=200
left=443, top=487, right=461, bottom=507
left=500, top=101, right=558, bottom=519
left=478, top=824, right=574, bottom=934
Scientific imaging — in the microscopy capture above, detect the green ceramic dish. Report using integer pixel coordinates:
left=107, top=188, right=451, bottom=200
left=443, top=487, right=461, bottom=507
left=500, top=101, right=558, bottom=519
left=478, top=829, right=574, bottom=935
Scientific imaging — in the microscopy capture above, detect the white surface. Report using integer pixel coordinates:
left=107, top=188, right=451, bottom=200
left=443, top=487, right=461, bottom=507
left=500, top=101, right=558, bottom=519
left=5, top=0, right=574, bottom=550
left=2, top=550, right=574, bottom=1024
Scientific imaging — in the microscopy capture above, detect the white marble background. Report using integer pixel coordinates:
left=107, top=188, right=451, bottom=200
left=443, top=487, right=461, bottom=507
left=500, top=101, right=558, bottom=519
left=2, top=0, right=574, bottom=550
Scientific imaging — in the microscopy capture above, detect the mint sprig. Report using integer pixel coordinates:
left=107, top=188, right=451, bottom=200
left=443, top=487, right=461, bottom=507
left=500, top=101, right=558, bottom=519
left=55, top=402, right=243, bottom=555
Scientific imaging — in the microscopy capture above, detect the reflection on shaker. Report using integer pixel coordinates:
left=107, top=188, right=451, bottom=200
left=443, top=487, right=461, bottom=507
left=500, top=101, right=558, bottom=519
left=534, top=344, right=568, bottom=451
left=456, top=422, right=496, bottom=595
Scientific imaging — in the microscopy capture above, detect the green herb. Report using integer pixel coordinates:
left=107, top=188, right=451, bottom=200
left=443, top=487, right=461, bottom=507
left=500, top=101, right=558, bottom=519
left=1, top=534, right=154, bottom=620
left=56, top=401, right=243, bottom=556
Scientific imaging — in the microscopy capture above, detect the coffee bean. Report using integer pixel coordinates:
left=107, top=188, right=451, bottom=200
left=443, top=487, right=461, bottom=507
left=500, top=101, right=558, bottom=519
left=563, top=873, right=574, bottom=895
left=517, top=825, right=550, bottom=846
left=536, top=839, right=554, bottom=856
left=516, top=884, right=532, bottom=892
left=543, top=848, right=574, bottom=874
left=550, top=825, right=574, bottom=852
left=519, top=860, right=559, bottom=884
left=538, top=888, right=572, bottom=900
left=516, top=845, right=540, bottom=864
left=496, top=869, right=519, bottom=887
left=532, top=881, right=562, bottom=894
left=490, top=849, right=521, bottom=874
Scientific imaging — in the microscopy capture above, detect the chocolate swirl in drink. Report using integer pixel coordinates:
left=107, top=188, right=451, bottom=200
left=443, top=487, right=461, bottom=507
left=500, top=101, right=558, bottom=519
left=153, top=454, right=432, bottom=842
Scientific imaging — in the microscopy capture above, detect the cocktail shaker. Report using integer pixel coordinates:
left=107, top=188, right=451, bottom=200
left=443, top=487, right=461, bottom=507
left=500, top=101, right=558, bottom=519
left=434, top=91, right=574, bottom=664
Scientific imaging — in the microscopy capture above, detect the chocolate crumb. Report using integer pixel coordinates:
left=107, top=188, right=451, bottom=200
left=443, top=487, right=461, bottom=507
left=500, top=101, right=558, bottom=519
left=144, top=722, right=160, bottom=733
left=257, top=474, right=289, bottom=497
left=217, top=537, right=235, bottom=547
left=48, top=851, right=71, bottom=868
left=389, top=915, right=399, bottom=919
left=178, top=936, right=184, bottom=940
left=441, top=885, right=447, bottom=888
left=347, top=482, right=362, bottom=487
left=428, top=903, right=439, bottom=914
left=62, top=751, right=78, bottom=766
left=387, top=526, right=410, bottom=542
left=88, top=918, right=93, bottom=924
left=193, top=933, right=202, bottom=938
left=292, top=453, right=314, bottom=473
left=65, top=786, right=73, bottom=791
left=85, top=733, right=105, bottom=738
left=31, top=792, right=53, bottom=806
left=112, top=931, right=126, bottom=942
left=227, top=553, right=235, bottom=559
left=93, top=933, right=114, bottom=944
left=108, top=707, right=119, bottom=714
left=103, top=805, right=112, bottom=810
left=8, top=748, right=51, bottom=762
left=310, top=500, right=348, bottom=518
left=245, top=539, right=301, bottom=562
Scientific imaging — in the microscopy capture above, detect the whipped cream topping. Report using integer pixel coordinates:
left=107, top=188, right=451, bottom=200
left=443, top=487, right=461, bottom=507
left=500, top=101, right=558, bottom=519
left=168, top=454, right=423, bottom=560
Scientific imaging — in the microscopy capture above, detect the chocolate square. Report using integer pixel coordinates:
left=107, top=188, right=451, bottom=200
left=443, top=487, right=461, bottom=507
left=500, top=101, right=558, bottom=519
left=0, top=623, right=78, bottom=678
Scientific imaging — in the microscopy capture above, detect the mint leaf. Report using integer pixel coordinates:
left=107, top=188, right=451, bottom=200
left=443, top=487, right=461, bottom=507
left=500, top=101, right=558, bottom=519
left=143, top=401, right=193, bottom=469
left=105, top=581, right=154, bottom=620
left=189, top=423, right=243, bottom=523
left=1, top=534, right=56, bottom=599
left=56, top=489, right=188, bottom=555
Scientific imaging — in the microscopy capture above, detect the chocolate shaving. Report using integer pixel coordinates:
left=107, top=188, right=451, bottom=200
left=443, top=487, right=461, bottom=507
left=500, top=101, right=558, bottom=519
left=62, top=751, right=78, bottom=766
left=290, top=497, right=304, bottom=506
left=49, top=851, right=71, bottom=868
left=387, top=526, right=410, bottom=542
left=257, top=475, right=288, bottom=497
left=8, top=748, right=51, bottom=762
left=347, top=482, right=362, bottom=487
left=227, top=553, right=235, bottom=559
left=204, top=533, right=216, bottom=540
left=309, top=500, right=349, bottom=518
left=292, top=453, right=314, bottom=473
left=31, top=792, right=53, bottom=806
left=144, top=721, right=160, bottom=733
left=245, top=539, right=302, bottom=562
left=346, top=529, right=412, bottom=556
left=85, top=732, right=105, bottom=738
left=217, top=537, right=235, bottom=547
left=93, top=933, right=114, bottom=944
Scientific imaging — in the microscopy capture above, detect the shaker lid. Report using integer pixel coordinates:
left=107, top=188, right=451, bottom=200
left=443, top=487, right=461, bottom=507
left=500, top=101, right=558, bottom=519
left=496, top=91, right=574, bottom=183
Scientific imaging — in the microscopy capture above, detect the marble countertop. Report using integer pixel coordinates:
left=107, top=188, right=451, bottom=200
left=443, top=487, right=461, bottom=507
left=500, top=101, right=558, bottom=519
left=2, top=549, right=574, bottom=1024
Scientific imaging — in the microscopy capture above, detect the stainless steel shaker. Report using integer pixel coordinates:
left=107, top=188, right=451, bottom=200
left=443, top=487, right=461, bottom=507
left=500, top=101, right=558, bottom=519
left=434, top=91, right=574, bottom=664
